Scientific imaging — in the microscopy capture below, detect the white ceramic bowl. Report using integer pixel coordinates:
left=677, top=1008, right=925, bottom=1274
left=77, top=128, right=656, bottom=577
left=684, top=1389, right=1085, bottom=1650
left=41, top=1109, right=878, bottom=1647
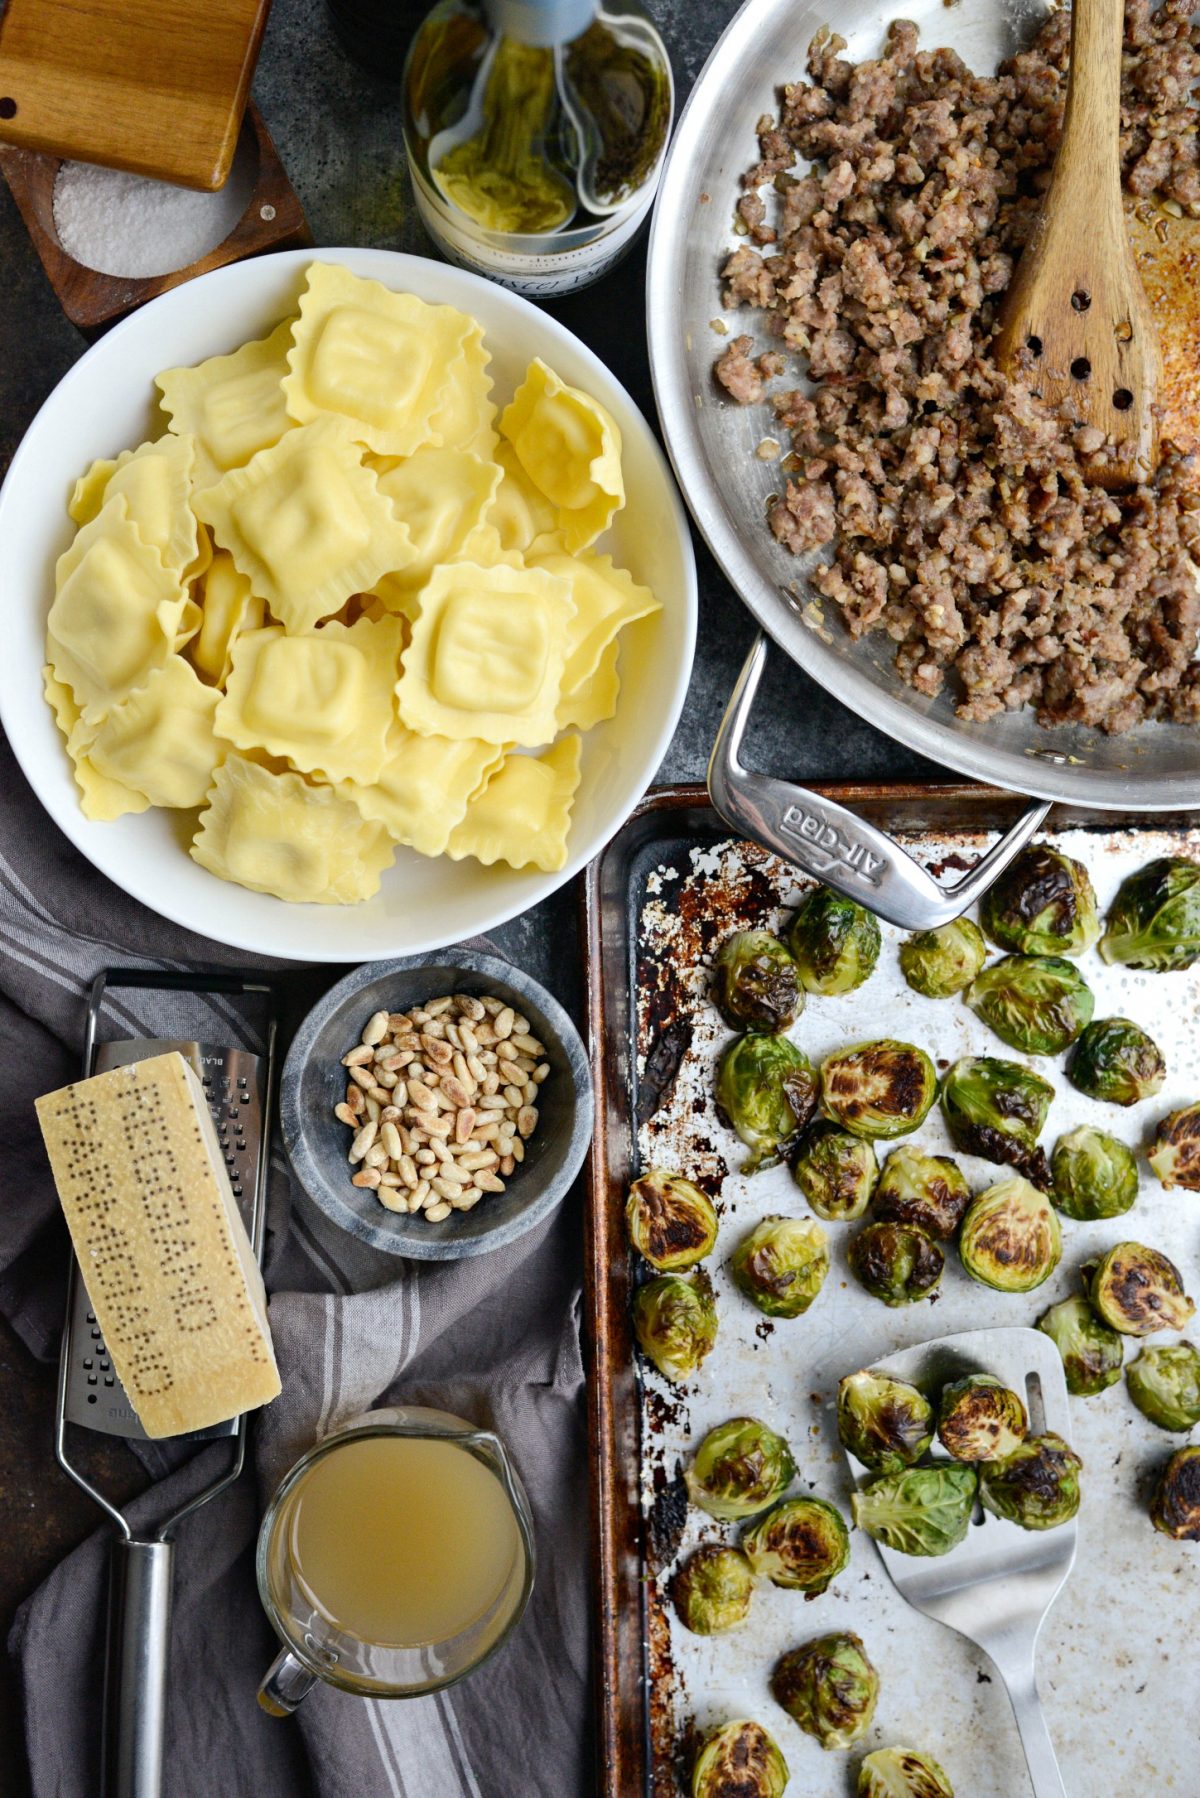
left=0, top=247, right=697, bottom=961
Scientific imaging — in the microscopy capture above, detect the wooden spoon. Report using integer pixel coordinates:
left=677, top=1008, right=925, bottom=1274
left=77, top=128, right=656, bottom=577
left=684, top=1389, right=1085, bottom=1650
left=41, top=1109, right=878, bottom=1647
left=994, top=0, right=1162, bottom=487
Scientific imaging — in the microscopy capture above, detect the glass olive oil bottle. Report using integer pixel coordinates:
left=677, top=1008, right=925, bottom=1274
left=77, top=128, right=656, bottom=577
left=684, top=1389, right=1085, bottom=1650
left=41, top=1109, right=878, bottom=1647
left=403, top=0, right=672, bottom=294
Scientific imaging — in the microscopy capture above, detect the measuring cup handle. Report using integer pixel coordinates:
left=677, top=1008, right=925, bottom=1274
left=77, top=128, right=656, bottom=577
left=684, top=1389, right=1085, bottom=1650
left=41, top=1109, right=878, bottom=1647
left=102, top=1537, right=173, bottom=1798
left=257, top=1648, right=318, bottom=1716
left=708, top=633, right=1051, bottom=930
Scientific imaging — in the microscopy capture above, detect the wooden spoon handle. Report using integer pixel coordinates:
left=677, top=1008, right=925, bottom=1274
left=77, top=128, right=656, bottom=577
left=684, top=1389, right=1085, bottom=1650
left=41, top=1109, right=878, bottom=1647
left=1056, top=0, right=1125, bottom=213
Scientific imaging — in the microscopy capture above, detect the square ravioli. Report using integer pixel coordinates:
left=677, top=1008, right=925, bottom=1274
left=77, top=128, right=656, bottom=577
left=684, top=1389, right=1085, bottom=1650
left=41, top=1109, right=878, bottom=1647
left=193, top=417, right=415, bottom=633
left=47, top=495, right=191, bottom=721
left=69, top=433, right=207, bottom=583
left=78, top=655, right=225, bottom=809
left=190, top=551, right=266, bottom=686
left=557, top=636, right=620, bottom=731
left=485, top=442, right=563, bottom=559
left=216, top=613, right=404, bottom=785
left=283, top=263, right=474, bottom=457
left=500, top=358, right=624, bottom=553
left=192, top=755, right=394, bottom=904
left=339, top=724, right=504, bottom=857
left=427, top=318, right=497, bottom=458
left=532, top=552, right=660, bottom=699
left=397, top=560, right=575, bottom=747
left=43, top=665, right=151, bottom=822
left=370, top=447, right=501, bottom=602
left=156, top=319, right=296, bottom=489
left=447, top=735, right=582, bottom=872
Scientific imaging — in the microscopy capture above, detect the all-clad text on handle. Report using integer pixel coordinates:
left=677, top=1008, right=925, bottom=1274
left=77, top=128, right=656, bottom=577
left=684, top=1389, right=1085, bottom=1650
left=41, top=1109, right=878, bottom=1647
left=708, top=634, right=1051, bottom=932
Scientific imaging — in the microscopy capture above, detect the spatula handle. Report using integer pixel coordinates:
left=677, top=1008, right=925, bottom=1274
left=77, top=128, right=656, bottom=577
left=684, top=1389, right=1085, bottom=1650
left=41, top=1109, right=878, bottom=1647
left=1007, top=1664, right=1068, bottom=1798
left=102, top=1537, right=173, bottom=1798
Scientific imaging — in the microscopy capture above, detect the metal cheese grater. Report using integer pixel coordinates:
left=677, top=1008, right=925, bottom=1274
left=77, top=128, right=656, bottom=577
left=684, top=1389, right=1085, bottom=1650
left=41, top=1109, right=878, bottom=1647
left=54, top=969, right=277, bottom=1798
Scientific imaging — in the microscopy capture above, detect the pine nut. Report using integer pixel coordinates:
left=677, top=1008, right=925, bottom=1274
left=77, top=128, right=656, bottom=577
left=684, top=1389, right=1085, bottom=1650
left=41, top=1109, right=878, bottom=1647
left=523, top=1080, right=537, bottom=1105
left=422, top=1034, right=453, bottom=1066
left=458, top=994, right=486, bottom=1021
left=380, top=1105, right=402, bottom=1124
left=496, top=1039, right=518, bottom=1063
left=415, top=1148, right=437, bottom=1166
left=425, top=1202, right=452, bottom=1222
left=387, top=1013, right=409, bottom=1032
left=377, top=1187, right=410, bottom=1213
left=432, top=1175, right=464, bottom=1200
left=375, top=1069, right=399, bottom=1089
left=425, top=996, right=454, bottom=1017
left=398, top=1154, right=419, bottom=1189
left=459, top=1150, right=499, bottom=1172
left=365, top=1096, right=381, bottom=1122
left=510, top=1136, right=525, bottom=1163
left=362, top=1010, right=389, bottom=1047
left=480, top=996, right=503, bottom=1016
left=466, top=1052, right=486, bottom=1082
left=335, top=1102, right=358, bottom=1127
left=475, top=1170, right=506, bottom=1193
left=412, top=1180, right=431, bottom=1206
left=500, top=1154, right=515, bottom=1176
left=381, top=1122, right=403, bottom=1160
left=349, top=1121, right=378, bottom=1162
left=352, top=1168, right=381, bottom=1188
left=423, top=1111, right=453, bottom=1137
left=349, top=1065, right=375, bottom=1090
left=378, top=1170, right=402, bottom=1187
left=342, top=1045, right=374, bottom=1067
left=534, top=1063, right=551, bottom=1083
left=441, top=1073, right=470, bottom=1109
left=365, top=1145, right=389, bottom=1169
left=455, top=1107, right=476, bottom=1143
left=346, top=1084, right=366, bottom=1114
left=511, top=1032, right=543, bottom=1055
left=479, top=1093, right=508, bottom=1111
left=459, top=1190, right=484, bottom=1211
left=518, top=1106, right=538, bottom=1138
left=482, top=1070, right=501, bottom=1094
left=494, top=1006, right=515, bottom=1039
left=431, top=1137, right=453, bottom=1164
left=407, top=1078, right=436, bottom=1111
left=460, top=1024, right=480, bottom=1055
left=503, top=1083, right=524, bottom=1108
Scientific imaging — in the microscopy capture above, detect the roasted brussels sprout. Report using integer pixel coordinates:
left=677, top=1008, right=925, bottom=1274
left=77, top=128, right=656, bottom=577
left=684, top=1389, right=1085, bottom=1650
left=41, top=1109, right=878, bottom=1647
left=1037, top=1296, right=1124, bottom=1397
left=716, top=1034, right=817, bottom=1173
left=793, top=1123, right=877, bottom=1223
left=1050, top=1126, right=1139, bottom=1221
left=940, top=1057, right=1054, bottom=1188
left=857, top=1747, right=955, bottom=1798
left=837, top=1370, right=935, bottom=1474
left=979, top=1432, right=1082, bottom=1531
left=1149, top=1104, right=1200, bottom=1192
left=1126, top=1342, right=1200, bottom=1431
left=787, top=887, right=881, bottom=996
left=743, top=1495, right=851, bottom=1593
left=626, top=1170, right=719, bottom=1271
left=770, top=1632, right=879, bottom=1750
left=1150, top=1445, right=1200, bottom=1541
left=730, top=1215, right=830, bottom=1319
left=899, top=918, right=986, bottom=999
left=965, top=955, right=1094, bottom=1056
left=820, top=1040, right=937, bottom=1141
left=937, top=1374, right=1028, bottom=1462
left=691, top=1719, right=790, bottom=1798
left=1067, top=1017, right=1166, bottom=1107
left=1087, top=1241, right=1196, bottom=1336
left=672, top=1544, right=755, bottom=1635
left=1100, top=856, right=1200, bottom=971
left=851, top=1465, right=977, bottom=1556
left=685, top=1416, right=797, bottom=1521
left=873, top=1146, right=971, bottom=1241
left=632, top=1270, right=718, bottom=1383
left=958, top=1177, right=1062, bottom=1293
left=848, top=1221, right=944, bottom=1306
left=980, top=844, right=1099, bottom=958
left=713, top=929, right=803, bottom=1033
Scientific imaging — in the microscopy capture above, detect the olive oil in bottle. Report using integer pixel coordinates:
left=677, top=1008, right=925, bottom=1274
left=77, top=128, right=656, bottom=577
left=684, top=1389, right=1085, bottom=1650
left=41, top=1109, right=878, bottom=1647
left=402, top=0, right=673, bottom=294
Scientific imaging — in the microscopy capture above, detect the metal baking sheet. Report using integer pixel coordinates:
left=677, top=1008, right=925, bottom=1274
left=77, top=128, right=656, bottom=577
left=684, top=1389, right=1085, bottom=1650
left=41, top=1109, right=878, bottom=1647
left=583, top=785, right=1200, bottom=1798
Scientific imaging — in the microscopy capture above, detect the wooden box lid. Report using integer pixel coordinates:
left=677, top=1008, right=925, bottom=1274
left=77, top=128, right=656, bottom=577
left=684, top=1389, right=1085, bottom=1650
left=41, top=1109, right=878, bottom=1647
left=0, top=0, right=273, bottom=191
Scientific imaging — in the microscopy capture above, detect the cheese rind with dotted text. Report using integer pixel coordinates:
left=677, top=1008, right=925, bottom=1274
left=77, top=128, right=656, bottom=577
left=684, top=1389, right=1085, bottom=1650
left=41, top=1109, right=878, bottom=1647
left=36, top=1050, right=280, bottom=1438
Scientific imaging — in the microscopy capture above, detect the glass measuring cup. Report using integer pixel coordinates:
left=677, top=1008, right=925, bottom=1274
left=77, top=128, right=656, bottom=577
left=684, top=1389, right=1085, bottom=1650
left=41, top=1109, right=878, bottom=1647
left=256, top=1404, right=535, bottom=1711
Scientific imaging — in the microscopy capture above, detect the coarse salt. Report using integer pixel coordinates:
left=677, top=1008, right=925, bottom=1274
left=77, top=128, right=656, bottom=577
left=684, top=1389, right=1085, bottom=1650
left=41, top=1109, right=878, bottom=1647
left=52, top=136, right=257, bottom=279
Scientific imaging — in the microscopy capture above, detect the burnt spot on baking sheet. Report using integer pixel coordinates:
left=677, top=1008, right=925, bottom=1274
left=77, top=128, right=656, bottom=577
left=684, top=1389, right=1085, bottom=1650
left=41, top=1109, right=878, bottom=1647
left=648, top=1463, right=689, bottom=1569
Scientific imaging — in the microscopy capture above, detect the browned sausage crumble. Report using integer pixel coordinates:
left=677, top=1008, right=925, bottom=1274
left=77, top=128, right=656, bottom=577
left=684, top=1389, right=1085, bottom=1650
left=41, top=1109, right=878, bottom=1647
left=715, top=4, right=1200, bottom=732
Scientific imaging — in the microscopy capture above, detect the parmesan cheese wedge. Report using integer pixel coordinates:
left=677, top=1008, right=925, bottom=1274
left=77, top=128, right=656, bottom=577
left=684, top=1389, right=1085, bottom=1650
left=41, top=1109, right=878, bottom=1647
left=36, top=1050, right=281, bottom=1438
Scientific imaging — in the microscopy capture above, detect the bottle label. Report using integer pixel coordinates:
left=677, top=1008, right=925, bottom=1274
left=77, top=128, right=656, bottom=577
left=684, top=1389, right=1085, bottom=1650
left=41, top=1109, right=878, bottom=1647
left=411, top=177, right=658, bottom=297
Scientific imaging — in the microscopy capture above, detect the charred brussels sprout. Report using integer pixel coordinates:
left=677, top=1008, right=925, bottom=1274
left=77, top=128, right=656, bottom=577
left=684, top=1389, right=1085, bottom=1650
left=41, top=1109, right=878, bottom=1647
left=980, top=844, right=1099, bottom=958
left=1150, top=1446, right=1200, bottom=1541
left=685, top=1416, right=796, bottom=1521
left=793, top=1123, right=877, bottom=1223
left=1126, top=1343, right=1200, bottom=1431
left=1100, top=856, right=1200, bottom=971
left=1050, top=1126, right=1139, bottom=1221
left=743, top=1496, right=850, bottom=1593
left=787, top=888, right=881, bottom=996
left=937, top=1374, right=1028, bottom=1463
left=1037, top=1296, right=1124, bottom=1397
left=717, top=1034, right=817, bottom=1173
left=632, top=1270, right=717, bottom=1383
left=820, top=1040, right=937, bottom=1141
left=857, top=1747, right=955, bottom=1798
left=851, top=1465, right=977, bottom=1556
left=899, top=918, right=986, bottom=999
left=979, top=1432, right=1082, bottom=1531
left=1149, top=1105, right=1200, bottom=1192
left=770, top=1632, right=879, bottom=1750
left=1068, top=1017, right=1166, bottom=1107
left=1087, top=1241, right=1196, bottom=1336
left=837, top=1370, right=935, bottom=1474
left=849, top=1222, right=943, bottom=1306
left=731, top=1215, right=830, bottom=1319
left=713, top=929, right=803, bottom=1033
left=958, top=1177, right=1062, bottom=1293
left=625, top=1170, right=719, bottom=1271
left=965, top=955, right=1094, bottom=1056
left=873, top=1146, right=971, bottom=1241
left=940, top=1057, right=1054, bottom=1188
left=691, top=1720, right=790, bottom=1798
left=672, top=1544, right=755, bottom=1635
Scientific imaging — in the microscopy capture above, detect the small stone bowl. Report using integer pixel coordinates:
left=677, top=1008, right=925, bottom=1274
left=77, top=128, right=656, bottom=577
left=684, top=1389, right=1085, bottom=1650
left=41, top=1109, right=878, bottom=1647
left=280, top=952, right=593, bottom=1260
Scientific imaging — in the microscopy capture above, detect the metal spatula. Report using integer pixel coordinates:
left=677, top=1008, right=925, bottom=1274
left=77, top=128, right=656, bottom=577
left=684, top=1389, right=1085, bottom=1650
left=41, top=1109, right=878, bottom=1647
left=841, top=1327, right=1077, bottom=1798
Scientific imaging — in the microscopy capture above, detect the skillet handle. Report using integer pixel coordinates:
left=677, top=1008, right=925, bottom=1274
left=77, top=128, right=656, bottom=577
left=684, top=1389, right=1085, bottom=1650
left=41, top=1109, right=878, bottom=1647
left=708, top=634, right=1052, bottom=931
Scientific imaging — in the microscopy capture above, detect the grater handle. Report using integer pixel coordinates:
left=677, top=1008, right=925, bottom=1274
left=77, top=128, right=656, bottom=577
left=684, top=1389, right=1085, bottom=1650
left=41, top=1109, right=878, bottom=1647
left=102, top=1538, right=173, bottom=1798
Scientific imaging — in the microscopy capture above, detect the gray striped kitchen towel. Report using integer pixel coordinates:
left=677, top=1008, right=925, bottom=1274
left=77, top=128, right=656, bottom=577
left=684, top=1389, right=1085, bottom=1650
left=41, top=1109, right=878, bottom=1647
left=0, top=733, right=592, bottom=1798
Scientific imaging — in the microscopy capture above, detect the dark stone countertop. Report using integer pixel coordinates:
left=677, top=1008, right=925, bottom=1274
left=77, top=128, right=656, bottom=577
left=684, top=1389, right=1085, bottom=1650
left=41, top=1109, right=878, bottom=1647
left=0, top=2, right=937, bottom=1790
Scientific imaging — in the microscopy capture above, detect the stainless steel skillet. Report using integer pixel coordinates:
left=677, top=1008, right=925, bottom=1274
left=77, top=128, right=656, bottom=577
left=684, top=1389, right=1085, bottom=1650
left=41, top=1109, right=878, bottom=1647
left=646, top=0, right=1200, bottom=927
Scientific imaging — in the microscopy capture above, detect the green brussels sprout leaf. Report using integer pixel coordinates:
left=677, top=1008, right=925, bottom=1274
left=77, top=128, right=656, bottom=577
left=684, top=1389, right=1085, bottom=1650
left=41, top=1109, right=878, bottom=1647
left=730, top=1215, right=830, bottom=1319
left=1037, top=1296, right=1124, bottom=1397
left=1149, top=1105, right=1200, bottom=1192
left=685, top=1416, right=796, bottom=1521
left=937, top=1374, right=1027, bottom=1462
left=787, top=888, right=881, bottom=995
left=672, top=1544, right=755, bottom=1635
left=940, top=1057, right=1054, bottom=1189
left=1100, top=856, right=1200, bottom=971
left=1150, top=1446, right=1200, bottom=1541
left=980, top=845, right=1099, bottom=958
left=691, top=1720, right=789, bottom=1798
left=837, top=1370, right=934, bottom=1474
left=771, top=1631, right=879, bottom=1750
left=965, top=955, right=1094, bottom=1056
left=793, top=1122, right=877, bottom=1222
left=1050, top=1126, right=1139, bottom=1221
left=632, top=1269, right=717, bottom=1383
left=851, top=1465, right=977, bottom=1556
left=857, top=1746, right=955, bottom=1798
left=1126, top=1342, right=1200, bottom=1432
left=1068, top=1016, right=1166, bottom=1107
left=717, top=1034, right=817, bottom=1173
left=899, top=918, right=986, bottom=999
left=1087, top=1241, right=1196, bottom=1336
